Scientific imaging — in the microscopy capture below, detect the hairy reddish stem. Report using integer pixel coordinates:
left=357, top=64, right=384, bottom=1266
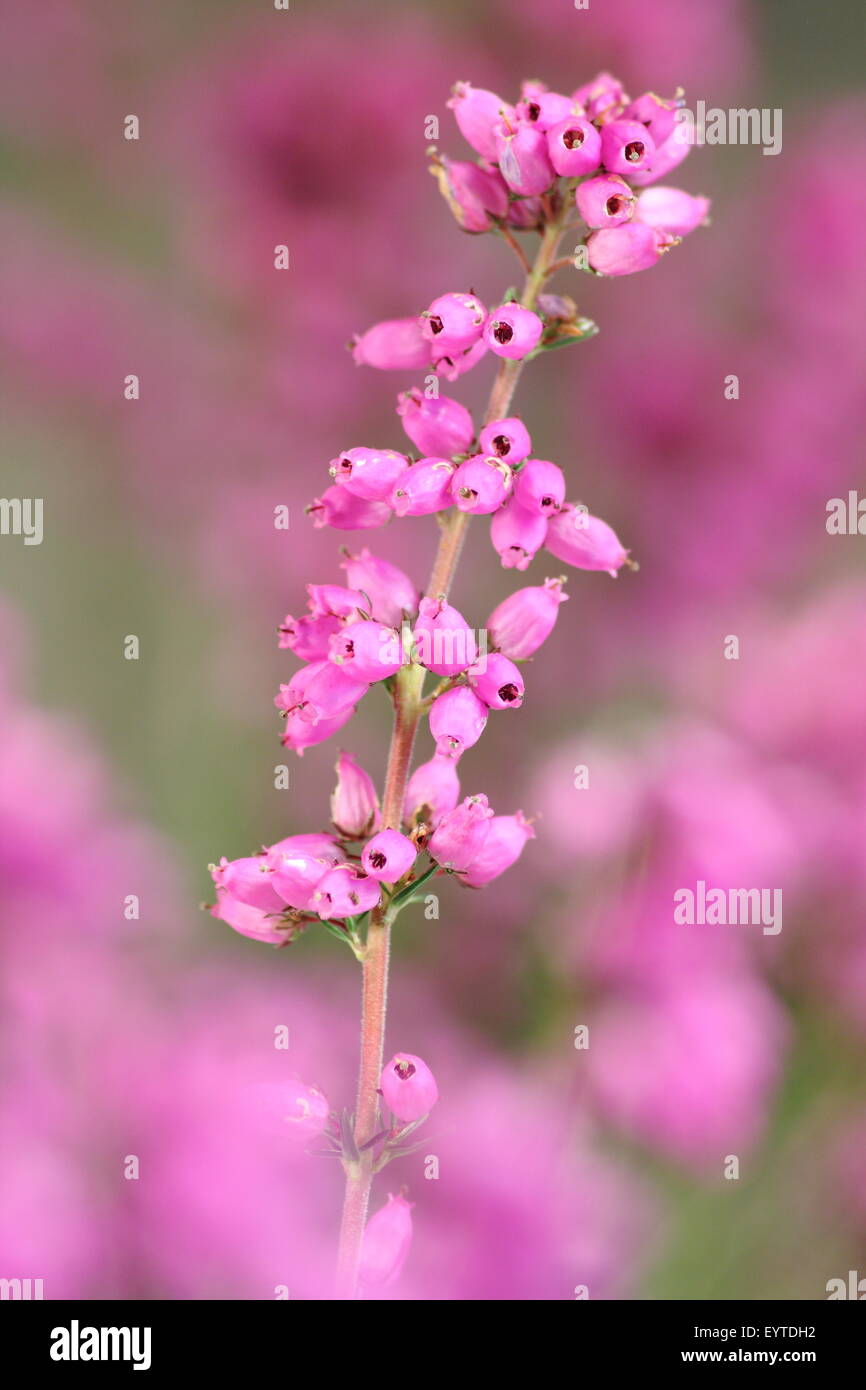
left=335, top=203, right=570, bottom=1299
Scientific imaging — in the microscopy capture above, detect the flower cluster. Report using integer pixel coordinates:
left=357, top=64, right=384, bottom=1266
left=206, top=68, right=706, bottom=1296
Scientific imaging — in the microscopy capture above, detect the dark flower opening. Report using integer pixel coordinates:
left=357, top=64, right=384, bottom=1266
left=499, top=683, right=520, bottom=703
left=606, top=195, right=626, bottom=216
left=493, top=321, right=514, bottom=344
left=624, top=140, right=645, bottom=162
left=492, top=434, right=511, bottom=456
left=527, top=102, right=541, bottom=122
left=370, top=850, right=387, bottom=870
left=428, top=315, right=444, bottom=335
left=394, top=1059, right=417, bottom=1080
left=562, top=127, right=585, bottom=150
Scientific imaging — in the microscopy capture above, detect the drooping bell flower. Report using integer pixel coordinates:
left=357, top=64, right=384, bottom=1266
left=586, top=221, right=678, bottom=276
left=413, top=596, right=477, bottom=676
left=391, top=458, right=456, bottom=517
left=430, top=154, right=510, bottom=233
left=487, top=577, right=568, bottom=658
left=459, top=811, right=536, bottom=886
left=448, top=81, right=514, bottom=161
left=403, top=755, right=461, bottom=826
left=428, top=686, right=488, bottom=759
left=428, top=793, right=494, bottom=871
left=313, top=864, right=381, bottom=920
left=512, top=458, right=566, bottom=515
left=380, top=1054, right=439, bottom=1122
left=330, top=447, right=409, bottom=502
left=490, top=498, right=548, bottom=570
left=636, top=186, right=710, bottom=237
left=350, top=317, right=430, bottom=370
left=468, top=651, right=525, bottom=710
left=328, top=619, right=406, bottom=682
left=210, top=856, right=285, bottom=914
left=547, top=115, right=603, bottom=177
left=420, top=291, right=487, bottom=357
left=361, top=829, right=417, bottom=884
left=482, top=304, right=544, bottom=360
left=544, top=505, right=631, bottom=576
left=450, top=454, right=513, bottom=514
left=308, top=486, right=392, bottom=531
left=575, top=174, right=636, bottom=229
left=396, top=387, right=475, bottom=458
left=478, top=416, right=532, bottom=464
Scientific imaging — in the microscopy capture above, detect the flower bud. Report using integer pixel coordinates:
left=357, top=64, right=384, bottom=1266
left=211, top=855, right=285, bottom=914
left=275, top=659, right=368, bottom=725
left=490, top=497, right=548, bottom=570
left=359, top=1193, right=414, bottom=1290
left=478, top=417, right=532, bottom=464
left=575, top=174, right=635, bottom=229
left=210, top=888, right=288, bottom=945
left=431, top=154, right=509, bottom=233
left=516, top=88, right=577, bottom=132
left=544, top=504, right=630, bottom=575
left=351, top=317, right=430, bottom=370
left=330, top=447, right=409, bottom=502
left=313, top=863, right=381, bottom=920
left=420, top=291, right=486, bottom=357
left=380, top=1053, right=439, bottom=1121
left=329, top=619, right=406, bottom=682
left=361, top=829, right=417, bottom=883
left=448, top=81, right=513, bottom=161
left=396, top=388, right=475, bottom=458
left=487, top=577, right=568, bottom=658
left=586, top=221, right=676, bottom=276
left=308, top=486, right=392, bottom=531
left=494, top=120, right=555, bottom=196
left=636, top=186, right=710, bottom=237
left=340, top=549, right=420, bottom=628
left=547, top=116, right=603, bottom=177
left=391, top=458, right=456, bottom=516
left=331, top=750, right=380, bottom=838
left=428, top=686, right=488, bottom=759
left=428, top=793, right=494, bottom=870
left=460, top=811, right=535, bottom=887
left=483, top=304, right=543, bottom=361
left=450, top=454, right=513, bottom=514
left=600, top=119, right=656, bottom=176
left=403, top=754, right=461, bottom=826
left=513, top=458, right=566, bottom=515
left=413, top=596, right=477, bottom=676
left=468, top=651, right=525, bottom=710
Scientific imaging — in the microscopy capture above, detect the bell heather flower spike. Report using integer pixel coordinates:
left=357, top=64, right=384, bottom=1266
left=205, top=63, right=707, bottom=1299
